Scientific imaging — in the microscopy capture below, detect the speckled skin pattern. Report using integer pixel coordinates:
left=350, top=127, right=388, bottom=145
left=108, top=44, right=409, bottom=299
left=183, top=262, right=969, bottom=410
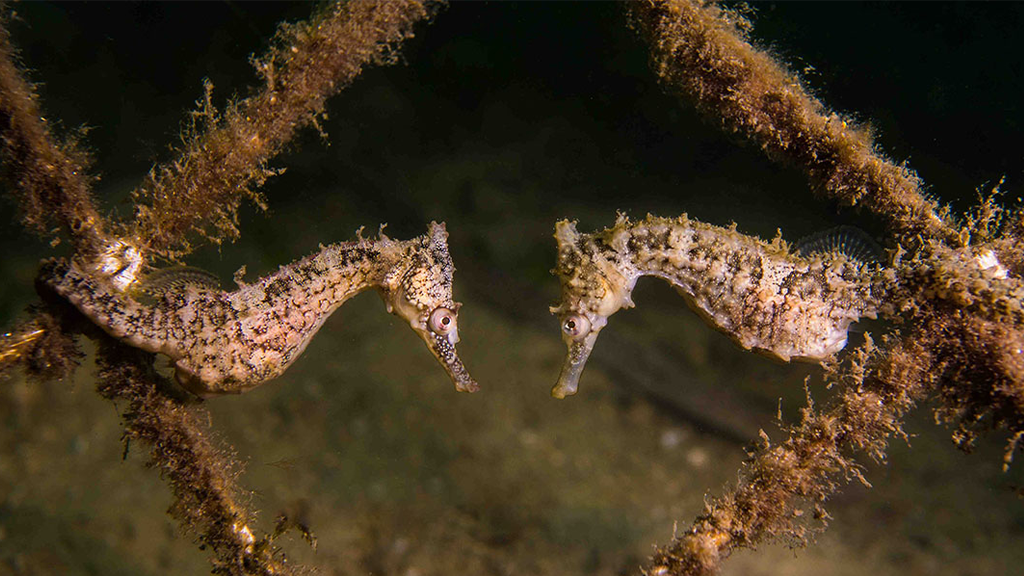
left=549, top=214, right=879, bottom=398
left=40, top=222, right=478, bottom=395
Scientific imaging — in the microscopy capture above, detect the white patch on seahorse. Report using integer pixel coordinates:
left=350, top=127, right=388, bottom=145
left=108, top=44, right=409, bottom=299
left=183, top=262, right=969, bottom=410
left=550, top=214, right=880, bottom=398
left=94, top=238, right=143, bottom=292
left=42, top=222, right=479, bottom=396
left=976, top=249, right=1008, bottom=279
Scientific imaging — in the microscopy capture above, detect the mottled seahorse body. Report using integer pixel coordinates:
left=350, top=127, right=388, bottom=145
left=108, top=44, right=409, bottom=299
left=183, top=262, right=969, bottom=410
left=41, top=222, right=478, bottom=395
left=549, top=214, right=881, bottom=398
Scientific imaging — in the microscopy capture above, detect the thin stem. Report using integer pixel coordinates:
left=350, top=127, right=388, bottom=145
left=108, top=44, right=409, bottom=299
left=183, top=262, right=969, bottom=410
left=627, top=0, right=959, bottom=246
left=129, top=0, right=437, bottom=260
left=645, top=332, right=932, bottom=576
left=94, top=338, right=299, bottom=576
left=0, top=10, right=110, bottom=258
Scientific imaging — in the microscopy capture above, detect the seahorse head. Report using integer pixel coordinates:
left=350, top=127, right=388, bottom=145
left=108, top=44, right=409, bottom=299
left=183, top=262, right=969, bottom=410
left=549, top=219, right=636, bottom=399
left=379, top=222, right=479, bottom=393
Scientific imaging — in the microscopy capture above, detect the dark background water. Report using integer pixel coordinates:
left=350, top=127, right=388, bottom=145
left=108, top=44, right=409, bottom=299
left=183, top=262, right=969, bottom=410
left=2, top=3, right=1023, bottom=575
left=4, top=2, right=1024, bottom=316
left=8, top=2, right=1024, bottom=241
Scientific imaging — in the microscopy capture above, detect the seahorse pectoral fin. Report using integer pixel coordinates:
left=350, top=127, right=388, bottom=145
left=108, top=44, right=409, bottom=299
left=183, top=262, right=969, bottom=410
left=552, top=332, right=598, bottom=399
left=420, top=329, right=479, bottom=393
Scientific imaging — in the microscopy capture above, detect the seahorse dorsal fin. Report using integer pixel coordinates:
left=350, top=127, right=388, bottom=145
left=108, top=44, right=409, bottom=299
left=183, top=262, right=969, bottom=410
left=793, top=225, right=882, bottom=266
left=131, top=266, right=221, bottom=304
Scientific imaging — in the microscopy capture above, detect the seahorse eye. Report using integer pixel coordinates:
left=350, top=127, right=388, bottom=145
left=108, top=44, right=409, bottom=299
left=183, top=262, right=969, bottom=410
left=428, top=306, right=456, bottom=335
left=562, top=314, right=591, bottom=340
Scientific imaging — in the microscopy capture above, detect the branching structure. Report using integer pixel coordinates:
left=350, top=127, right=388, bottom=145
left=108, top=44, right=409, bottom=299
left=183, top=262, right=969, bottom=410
left=0, top=12, right=110, bottom=260
left=129, top=0, right=435, bottom=260
left=628, top=0, right=958, bottom=248
left=0, top=2, right=436, bottom=573
left=620, top=1, right=1024, bottom=574
left=0, top=2, right=1021, bottom=576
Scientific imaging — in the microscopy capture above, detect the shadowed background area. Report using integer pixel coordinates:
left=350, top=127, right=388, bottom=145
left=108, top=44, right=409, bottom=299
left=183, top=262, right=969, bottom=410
left=1, top=3, right=1023, bottom=575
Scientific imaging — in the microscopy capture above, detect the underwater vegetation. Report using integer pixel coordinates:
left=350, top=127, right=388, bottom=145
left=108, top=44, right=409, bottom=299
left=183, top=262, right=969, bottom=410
left=2, top=2, right=443, bottom=572
left=1, top=1, right=1023, bottom=575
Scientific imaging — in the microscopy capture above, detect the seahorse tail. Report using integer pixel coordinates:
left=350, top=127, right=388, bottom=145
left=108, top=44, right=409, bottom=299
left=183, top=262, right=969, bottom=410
left=38, top=258, right=169, bottom=354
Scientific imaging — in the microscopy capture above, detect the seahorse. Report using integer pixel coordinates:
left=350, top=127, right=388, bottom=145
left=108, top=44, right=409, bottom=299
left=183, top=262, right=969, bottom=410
left=548, top=214, right=882, bottom=398
left=39, top=222, right=479, bottom=396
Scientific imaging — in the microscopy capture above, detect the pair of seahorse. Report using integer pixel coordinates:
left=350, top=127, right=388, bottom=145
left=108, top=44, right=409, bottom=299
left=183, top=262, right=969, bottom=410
left=40, top=215, right=886, bottom=398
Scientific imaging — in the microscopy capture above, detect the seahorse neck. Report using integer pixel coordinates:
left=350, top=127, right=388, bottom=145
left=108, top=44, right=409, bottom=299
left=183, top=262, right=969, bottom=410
left=605, top=217, right=713, bottom=283
left=238, top=239, right=405, bottom=310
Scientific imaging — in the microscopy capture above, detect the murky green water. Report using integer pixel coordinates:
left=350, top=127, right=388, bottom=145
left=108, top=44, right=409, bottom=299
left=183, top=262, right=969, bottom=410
left=2, top=3, right=1023, bottom=575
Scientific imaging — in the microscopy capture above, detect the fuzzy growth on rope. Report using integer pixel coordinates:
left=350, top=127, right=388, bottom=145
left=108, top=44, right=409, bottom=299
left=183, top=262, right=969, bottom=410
left=626, top=2, right=1024, bottom=575
left=94, top=339, right=299, bottom=576
left=627, top=0, right=958, bottom=246
left=0, top=305, right=82, bottom=382
left=129, top=0, right=435, bottom=260
left=1, top=1, right=439, bottom=572
left=644, top=332, right=932, bottom=576
left=0, top=10, right=110, bottom=259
